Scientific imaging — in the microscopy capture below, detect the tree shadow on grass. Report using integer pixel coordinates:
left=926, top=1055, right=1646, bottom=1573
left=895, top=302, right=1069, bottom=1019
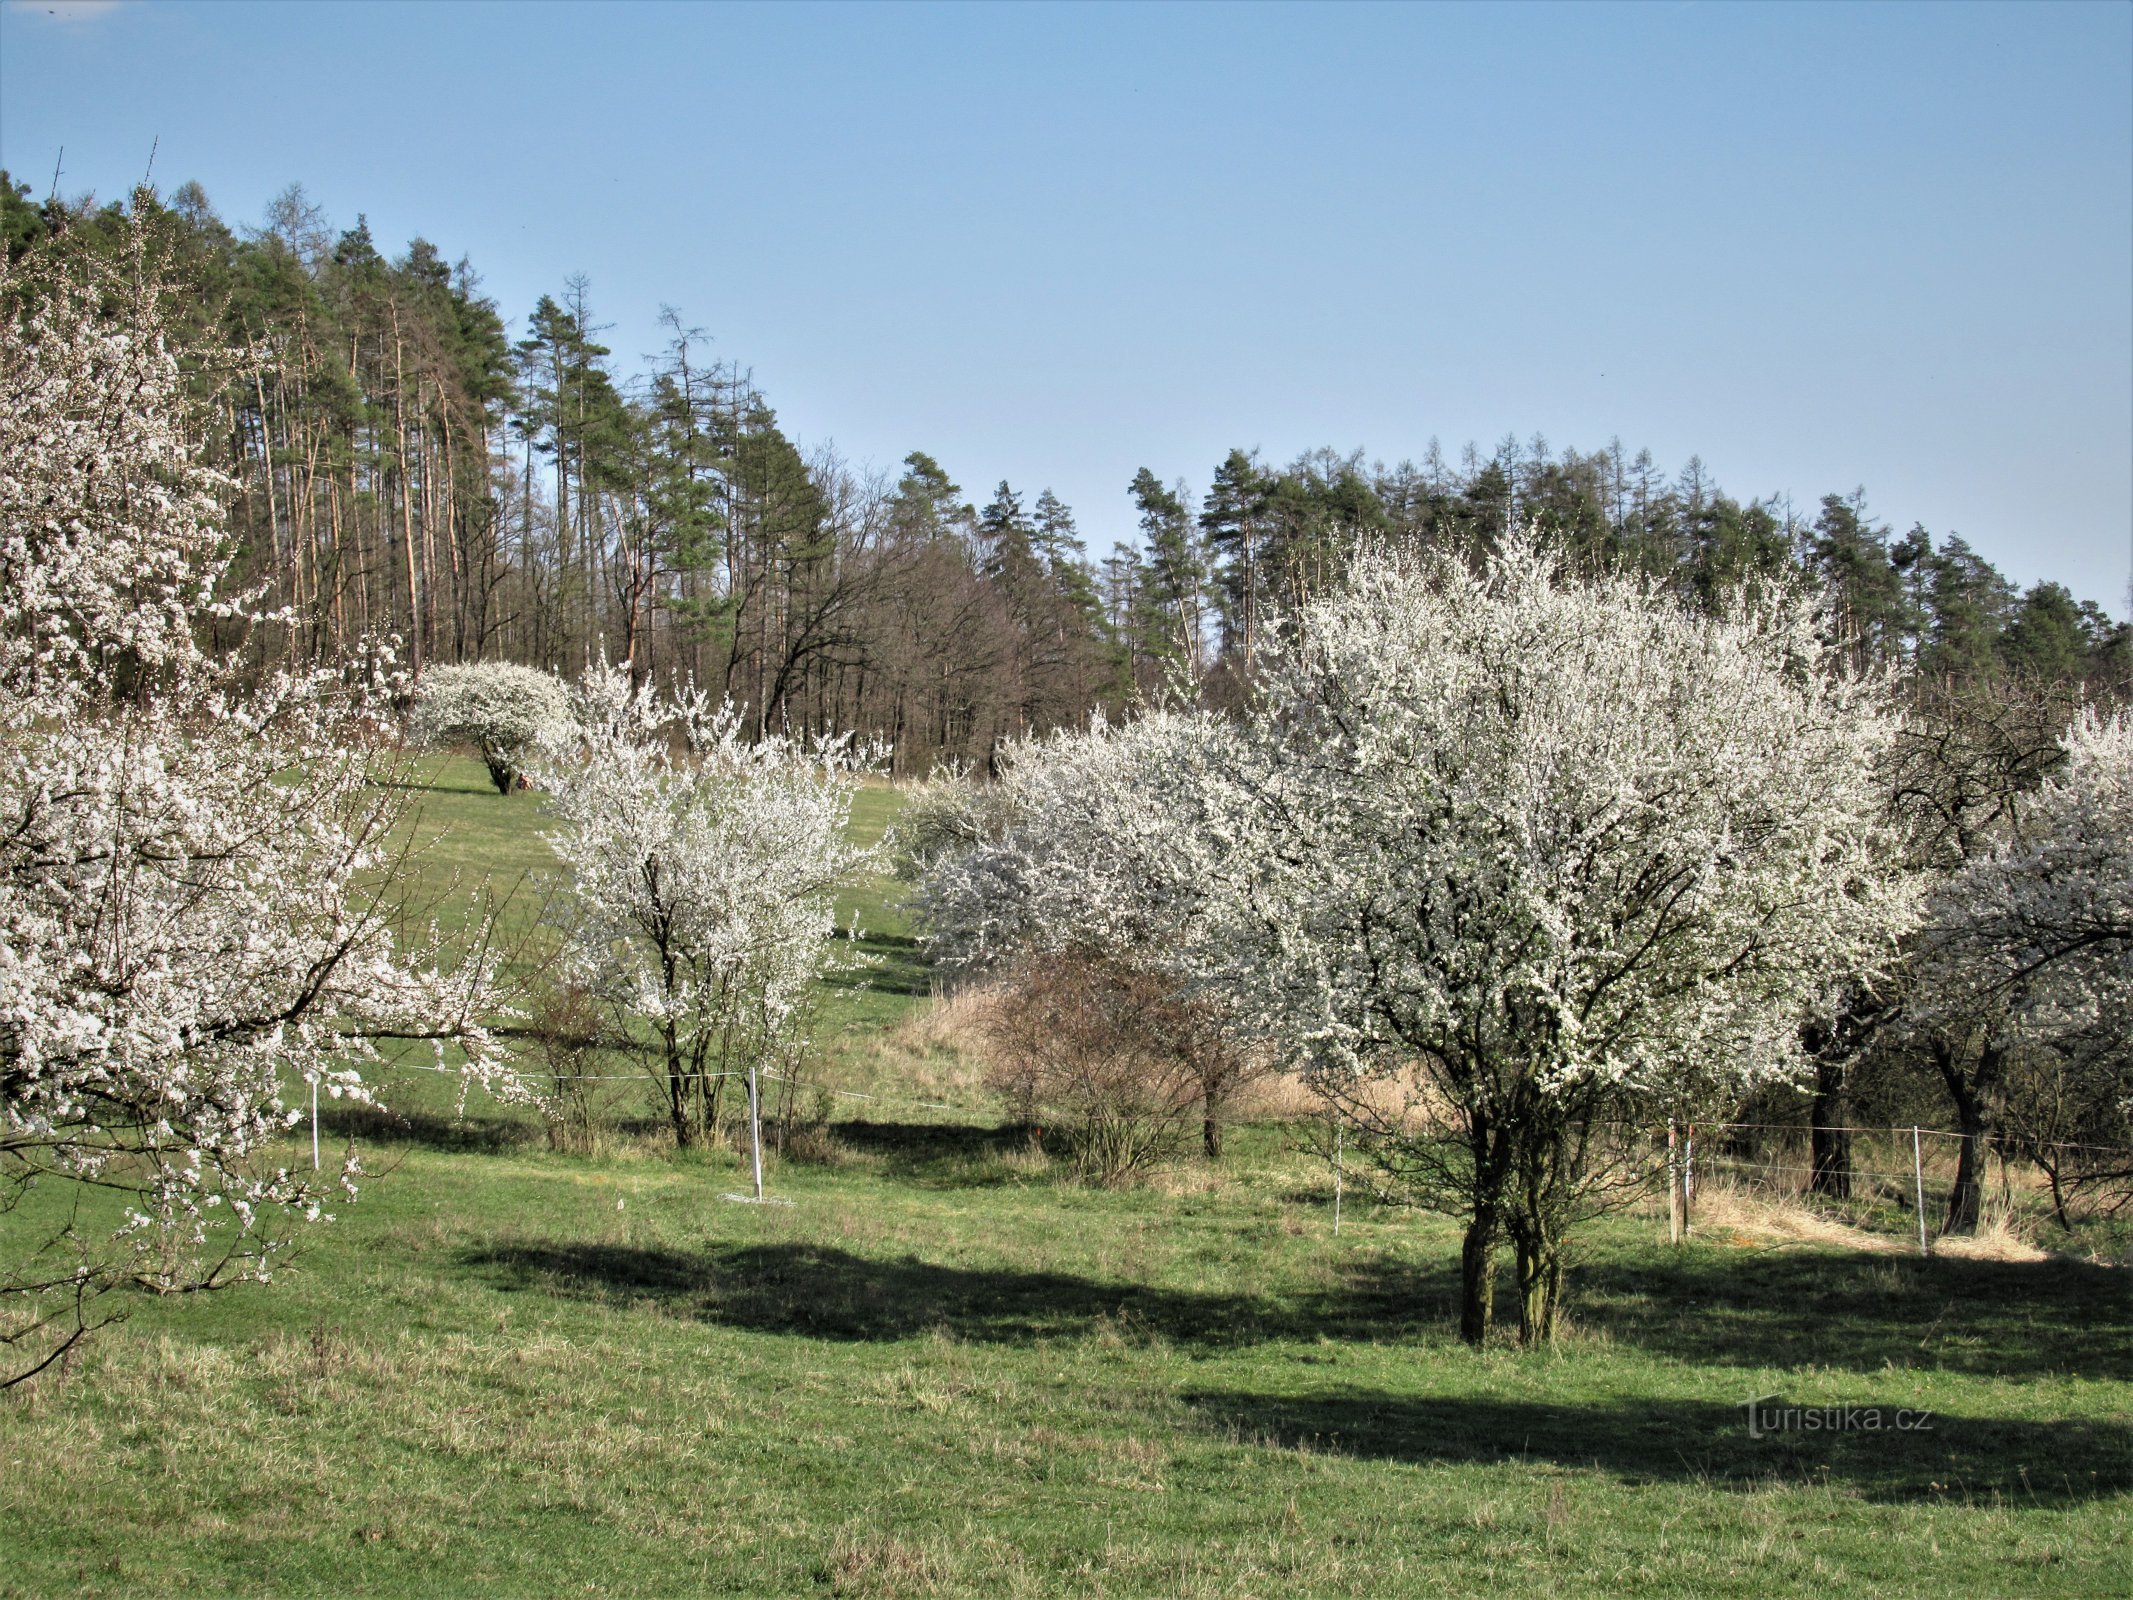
left=371, top=774, right=508, bottom=798
left=1571, top=1247, right=2132, bottom=1379
left=463, top=1231, right=2127, bottom=1382
left=320, top=1104, right=539, bottom=1155
left=461, top=1238, right=1452, bottom=1347
left=821, top=930, right=932, bottom=997
left=1178, top=1387, right=2130, bottom=1505
left=825, top=1119, right=1034, bottom=1182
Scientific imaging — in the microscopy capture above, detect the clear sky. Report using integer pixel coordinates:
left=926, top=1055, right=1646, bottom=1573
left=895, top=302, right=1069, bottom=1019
left=4, top=0, right=2129, bottom=614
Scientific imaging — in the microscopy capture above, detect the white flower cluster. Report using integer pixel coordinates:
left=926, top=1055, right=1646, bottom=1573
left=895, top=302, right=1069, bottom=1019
left=923, top=536, right=1917, bottom=1108
left=1199, top=540, right=1918, bottom=1104
left=0, top=235, right=232, bottom=724
left=536, top=661, right=875, bottom=1140
left=2, top=675, right=517, bottom=1265
left=910, top=709, right=1211, bottom=973
left=408, top=661, right=575, bottom=793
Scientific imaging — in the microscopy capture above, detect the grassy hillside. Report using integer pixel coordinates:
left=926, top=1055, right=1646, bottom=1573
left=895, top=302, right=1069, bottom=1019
left=3, top=761, right=2126, bottom=1598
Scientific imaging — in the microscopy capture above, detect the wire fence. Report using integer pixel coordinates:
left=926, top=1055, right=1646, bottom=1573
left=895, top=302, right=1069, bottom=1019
left=1639, top=1120, right=2129, bottom=1250
left=333, top=1057, right=2130, bottom=1243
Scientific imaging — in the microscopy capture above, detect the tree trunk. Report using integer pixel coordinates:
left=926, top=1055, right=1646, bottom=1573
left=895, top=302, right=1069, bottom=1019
left=2043, top=1161, right=2072, bottom=1232
left=1944, top=1100, right=1985, bottom=1234
left=667, top=1065, right=692, bottom=1148
left=1935, top=1039, right=1991, bottom=1235
left=1457, top=1214, right=1496, bottom=1347
left=1513, top=1230, right=1563, bottom=1348
left=1809, top=1055, right=1853, bottom=1200
left=391, top=310, right=423, bottom=676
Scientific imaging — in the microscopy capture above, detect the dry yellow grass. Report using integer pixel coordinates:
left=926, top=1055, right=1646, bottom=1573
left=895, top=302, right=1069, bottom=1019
left=1687, top=1178, right=2052, bottom=1261
left=1688, top=1180, right=1908, bottom=1254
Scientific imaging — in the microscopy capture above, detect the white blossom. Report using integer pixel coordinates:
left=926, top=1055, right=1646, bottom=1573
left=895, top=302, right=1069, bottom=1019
left=0, top=229, right=233, bottom=726
left=1193, top=538, right=1916, bottom=1106
left=1912, top=710, right=2133, bottom=1073
left=536, top=660, right=876, bottom=1144
left=1, top=219, right=521, bottom=1381
left=912, top=709, right=1211, bottom=972
left=408, top=661, right=575, bottom=793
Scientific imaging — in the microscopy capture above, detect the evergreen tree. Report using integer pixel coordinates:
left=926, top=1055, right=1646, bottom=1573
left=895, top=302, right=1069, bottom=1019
left=1129, top=467, right=1207, bottom=676
left=1806, top=491, right=1915, bottom=665
left=2000, top=582, right=2095, bottom=685
left=1917, top=535, right=2016, bottom=683
left=1200, top=447, right=1270, bottom=666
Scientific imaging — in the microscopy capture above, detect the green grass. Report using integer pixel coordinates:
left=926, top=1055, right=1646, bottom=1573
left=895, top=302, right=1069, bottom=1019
left=4, top=762, right=2128, bottom=1598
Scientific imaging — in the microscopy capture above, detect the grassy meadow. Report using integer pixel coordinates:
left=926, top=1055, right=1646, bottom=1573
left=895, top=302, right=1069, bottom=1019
left=3, top=759, right=2127, bottom=1598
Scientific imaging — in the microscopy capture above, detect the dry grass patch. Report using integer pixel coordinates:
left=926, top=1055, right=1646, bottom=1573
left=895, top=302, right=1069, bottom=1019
left=1686, top=1179, right=2056, bottom=1262
left=1687, top=1180, right=1907, bottom=1253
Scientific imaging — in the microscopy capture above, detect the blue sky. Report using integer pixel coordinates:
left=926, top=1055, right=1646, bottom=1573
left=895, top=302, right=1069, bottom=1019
left=4, top=0, right=2128, bottom=613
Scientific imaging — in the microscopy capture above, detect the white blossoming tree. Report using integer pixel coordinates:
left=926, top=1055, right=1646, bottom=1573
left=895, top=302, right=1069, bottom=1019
left=537, top=662, right=874, bottom=1161
left=1, top=213, right=520, bottom=1385
left=409, top=661, right=575, bottom=794
left=912, top=711, right=1208, bottom=969
left=1186, top=540, right=1915, bottom=1345
left=1909, top=710, right=2133, bottom=1225
left=912, top=710, right=1268, bottom=1159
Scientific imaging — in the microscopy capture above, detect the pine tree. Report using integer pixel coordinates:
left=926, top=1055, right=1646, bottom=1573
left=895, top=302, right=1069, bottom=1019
left=1917, top=535, right=2015, bottom=684
left=1129, top=467, right=1207, bottom=678
left=1999, top=582, right=2094, bottom=685
left=1200, top=448, right=1269, bottom=667
left=1806, top=490, right=1914, bottom=665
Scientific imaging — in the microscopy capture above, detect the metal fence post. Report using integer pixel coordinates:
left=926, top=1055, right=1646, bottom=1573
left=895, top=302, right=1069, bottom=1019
left=1667, top=1120, right=1682, bottom=1244
left=748, top=1061, right=765, bottom=1202
left=1684, top=1125, right=1695, bottom=1238
left=1333, top=1117, right=1344, bottom=1237
left=1912, top=1125, right=1929, bottom=1255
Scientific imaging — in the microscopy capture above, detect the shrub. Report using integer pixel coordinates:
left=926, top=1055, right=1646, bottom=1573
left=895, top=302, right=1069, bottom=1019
left=982, top=954, right=1204, bottom=1185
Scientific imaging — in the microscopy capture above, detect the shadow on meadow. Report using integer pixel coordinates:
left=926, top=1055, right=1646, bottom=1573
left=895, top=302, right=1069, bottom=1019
left=1176, top=1387, right=2131, bottom=1504
left=1570, top=1248, right=2131, bottom=1380
left=463, top=1222, right=2127, bottom=1383
left=825, top=1119, right=1036, bottom=1180
left=820, top=930, right=932, bottom=997
left=321, top=1103, right=538, bottom=1154
left=462, top=1237, right=1449, bottom=1346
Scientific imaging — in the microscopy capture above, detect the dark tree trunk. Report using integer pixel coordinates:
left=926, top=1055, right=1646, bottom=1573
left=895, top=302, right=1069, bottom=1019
left=1458, top=1214, right=1496, bottom=1347
left=479, top=738, right=515, bottom=795
left=1809, top=1054, right=1853, bottom=1201
left=1935, top=1040, right=1995, bottom=1236
left=1202, top=1112, right=1221, bottom=1162
left=1944, top=1105, right=1984, bottom=1234
left=667, top=1065, right=692, bottom=1148
left=1513, top=1230, right=1563, bottom=1348
left=2042, top=1160, right=2073, bottom=1232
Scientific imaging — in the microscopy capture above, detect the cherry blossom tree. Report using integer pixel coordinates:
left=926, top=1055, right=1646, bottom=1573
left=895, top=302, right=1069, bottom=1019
left=1908, top=710, right=2132, bottom=1224
left=912, top=710, right=1268, bottom=1158
left=1185, top=539, right=1914, bottom=1344
left=536, top=662, right=874, bottom=1155
left=409, top=661, right=575, bottom=793
left=1886, top=681, right=2104, bottom=1230
left=1, top=213, right=520, bottom=1385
